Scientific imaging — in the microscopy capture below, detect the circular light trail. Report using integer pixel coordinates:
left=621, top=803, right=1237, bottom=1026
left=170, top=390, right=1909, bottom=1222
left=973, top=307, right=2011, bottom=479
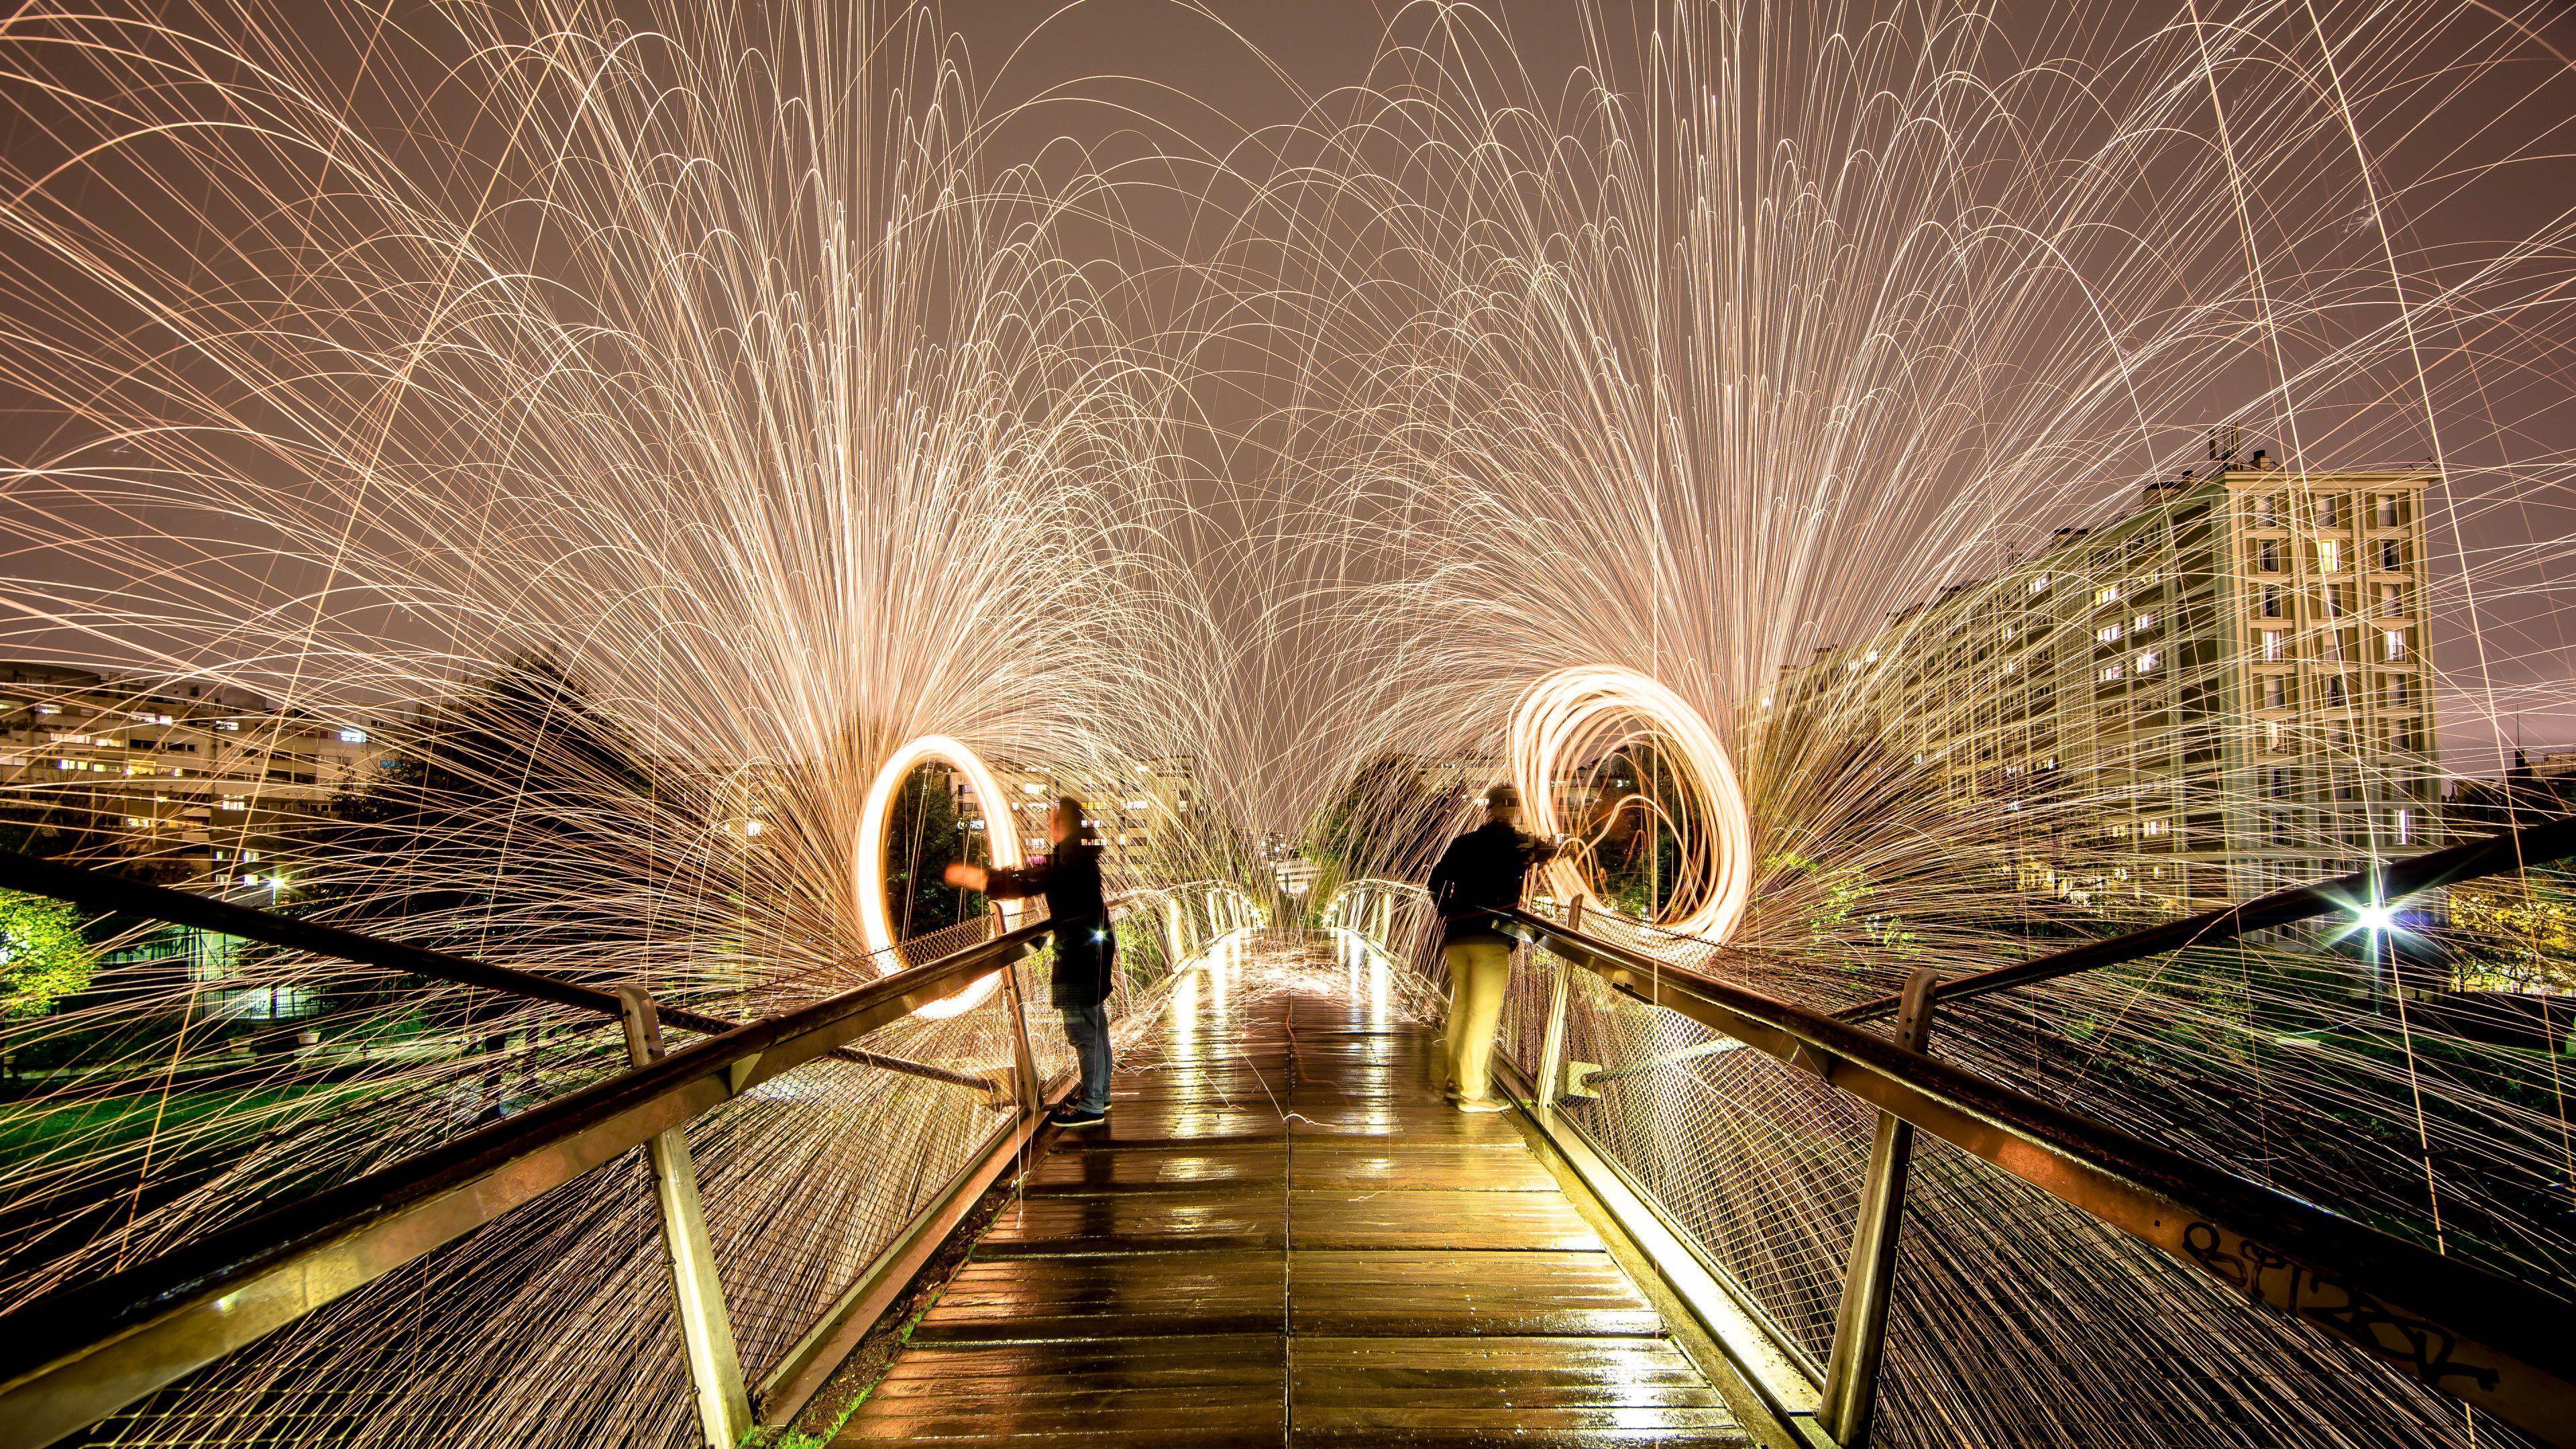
left=1508, top=666, right=1753, bottom=944
left=855, top=735, right=1025, bottom=1017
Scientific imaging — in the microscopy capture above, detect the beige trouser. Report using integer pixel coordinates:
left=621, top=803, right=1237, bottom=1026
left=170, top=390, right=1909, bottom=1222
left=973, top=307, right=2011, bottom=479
left=1441, top=938, right=1515, bottom=1103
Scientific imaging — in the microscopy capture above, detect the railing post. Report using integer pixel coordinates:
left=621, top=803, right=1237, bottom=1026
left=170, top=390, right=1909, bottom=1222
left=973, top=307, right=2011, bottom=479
left=994, top=906, right=1042, bottom=1112
left=1533, top=897, right=1582, bottom=1114
left=615, top=986, right=753, bottom=1449
left=1817, top=966, right=1941, bottom=1448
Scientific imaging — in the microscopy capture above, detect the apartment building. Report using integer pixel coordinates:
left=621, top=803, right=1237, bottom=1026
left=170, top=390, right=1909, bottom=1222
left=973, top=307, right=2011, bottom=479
left=0, top=663, right=386, bottom=887
left=972, top=753, right=1208, bottom=871
left=1755, top=457, right=2440, bottom=917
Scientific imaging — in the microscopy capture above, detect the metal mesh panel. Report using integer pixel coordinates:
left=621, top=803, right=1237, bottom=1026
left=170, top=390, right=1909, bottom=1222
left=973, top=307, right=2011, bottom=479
left=72, top=883, right=1238, bottom=1449
left=1321, top=880, right=2540, bottom=1449
left=1495, top=938, right=1866, bottom=1366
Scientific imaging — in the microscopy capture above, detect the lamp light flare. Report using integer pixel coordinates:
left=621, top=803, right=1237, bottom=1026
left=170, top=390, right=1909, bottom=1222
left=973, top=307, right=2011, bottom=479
left=1509, top=666, right=1752, bottom=944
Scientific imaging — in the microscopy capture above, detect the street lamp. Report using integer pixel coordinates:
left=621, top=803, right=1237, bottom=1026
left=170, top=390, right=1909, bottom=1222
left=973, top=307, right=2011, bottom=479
left=2355, top=898, right=2396, bottom=1007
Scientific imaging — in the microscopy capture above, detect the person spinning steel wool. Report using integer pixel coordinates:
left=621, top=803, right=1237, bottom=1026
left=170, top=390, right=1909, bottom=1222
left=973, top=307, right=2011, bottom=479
left=1424, top=782, right=1563, bottom=1112
left=945, top=796, right=1117, bottom=1129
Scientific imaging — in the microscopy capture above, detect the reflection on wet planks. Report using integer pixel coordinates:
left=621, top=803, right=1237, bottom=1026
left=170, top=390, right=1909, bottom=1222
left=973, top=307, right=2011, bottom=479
left=837, top=929, right=1750, bottom=1447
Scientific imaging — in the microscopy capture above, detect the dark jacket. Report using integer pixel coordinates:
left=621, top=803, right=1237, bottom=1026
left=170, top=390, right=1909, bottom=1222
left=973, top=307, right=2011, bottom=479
left=983, top=839, right=1116, bottom=1008
left=1426, top=820, right=1553, bottom=944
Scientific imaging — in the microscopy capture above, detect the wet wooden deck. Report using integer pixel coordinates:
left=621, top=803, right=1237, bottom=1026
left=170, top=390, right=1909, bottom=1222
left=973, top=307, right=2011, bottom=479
left=836, top=931, right=1750, bottom=1448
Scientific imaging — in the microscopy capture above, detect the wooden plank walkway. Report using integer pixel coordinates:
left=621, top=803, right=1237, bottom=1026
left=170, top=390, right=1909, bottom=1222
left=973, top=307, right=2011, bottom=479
left=836, top=932, right=1752, bottom=1448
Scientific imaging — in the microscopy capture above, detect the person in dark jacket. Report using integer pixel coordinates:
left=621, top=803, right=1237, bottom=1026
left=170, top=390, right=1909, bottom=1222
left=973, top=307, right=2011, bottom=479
left=1424, top=782, right=1560, bottom=1111
left=945, top=795, right=1117, bottom=1128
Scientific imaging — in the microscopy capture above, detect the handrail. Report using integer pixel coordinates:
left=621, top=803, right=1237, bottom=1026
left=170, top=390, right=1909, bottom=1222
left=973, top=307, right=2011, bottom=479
left=0, top=912, right=1058, bottom=1449
left=1503, top=904, right=2576, bottom=1447
left=0, top=850, right=633, bottom=1018
left=1836, top=814, right=2576, bottom=1023
left=0, top=849, right=996, bottom=1093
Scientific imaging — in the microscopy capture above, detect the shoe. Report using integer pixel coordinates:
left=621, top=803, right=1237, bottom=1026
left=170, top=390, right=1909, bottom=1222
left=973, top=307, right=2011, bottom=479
left=1050, top=1106, right=1109, bottom=1128
left=1455, top=1097, right=1513, bottom=1114
left=1441, top=1085, right=1461, bottom=1104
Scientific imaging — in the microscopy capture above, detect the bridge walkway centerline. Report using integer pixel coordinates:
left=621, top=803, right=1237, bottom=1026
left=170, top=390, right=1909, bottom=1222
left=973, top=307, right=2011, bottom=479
left=832, top=928, right=1756, bottom=1447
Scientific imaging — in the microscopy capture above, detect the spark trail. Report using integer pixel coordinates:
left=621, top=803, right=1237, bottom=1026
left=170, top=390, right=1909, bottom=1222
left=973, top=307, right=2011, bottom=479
left=0, top=1, right=2573, bottom=1446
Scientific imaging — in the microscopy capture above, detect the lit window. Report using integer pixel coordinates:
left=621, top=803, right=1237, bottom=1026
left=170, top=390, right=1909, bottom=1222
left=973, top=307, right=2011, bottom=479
left=2135, top=650, right=2158, bottom=673
left=2100, top=663, right=2123, bottom=682
left=2097, top=623, right=2122, bottom=644
left=2394, top=810, right=2412, bottom=845
left=2096, top=584, right=2121, bottom=605
left=2384, top=630, right=2407, bottom=661
left=2318, top=540, right=2340, bottom=573
left=2260, top=630, right=2284, bottom=661
left=339, top=729, right=367, bottom=744
left=2029, top=575, right=2050, bottom=594
left=2134, top=612, right=2154, bottom=633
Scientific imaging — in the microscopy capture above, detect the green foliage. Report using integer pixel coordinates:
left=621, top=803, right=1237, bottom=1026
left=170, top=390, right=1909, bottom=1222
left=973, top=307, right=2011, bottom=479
left=0, top=888, right=97, bottom=1020
left=883, top=765, right=988, bottom=937
left=1761, top=851, right=1915, bottom=955
left=1762, top=851, right=1862, bottom=936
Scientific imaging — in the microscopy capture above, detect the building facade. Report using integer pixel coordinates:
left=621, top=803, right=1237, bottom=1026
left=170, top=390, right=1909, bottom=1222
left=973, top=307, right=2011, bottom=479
left=972, top=753, right=1209, bottom=873
left=0, top=663, right=390, bottom=1024
left=1755, top=460, right=2440, bottom=918
left=0, top=663, right=386, bottom=887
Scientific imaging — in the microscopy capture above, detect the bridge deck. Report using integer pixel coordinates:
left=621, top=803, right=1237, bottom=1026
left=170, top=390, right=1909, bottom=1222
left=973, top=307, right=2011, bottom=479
left=837, top=931, right=1750, bottom=1448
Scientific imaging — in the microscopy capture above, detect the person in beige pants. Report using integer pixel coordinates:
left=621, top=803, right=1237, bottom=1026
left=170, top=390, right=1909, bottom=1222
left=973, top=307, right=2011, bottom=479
left=1424, top=784, right=1560, bottom=1111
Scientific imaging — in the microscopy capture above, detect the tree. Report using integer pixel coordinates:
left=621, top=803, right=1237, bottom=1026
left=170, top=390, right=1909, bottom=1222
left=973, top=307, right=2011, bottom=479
left=1314, top=755, right=1464, bottom=882
left=307, top=656, right=672, bottom=989
left=0, top=888, right=99, bottom=1019
left=882, top=765, right=988, bottom=938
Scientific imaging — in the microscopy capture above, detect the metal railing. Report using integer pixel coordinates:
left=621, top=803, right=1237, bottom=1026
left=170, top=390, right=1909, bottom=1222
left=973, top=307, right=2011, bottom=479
left=1328, top=814, right=2576, bottom=1449
left=0, top=853, right=1255, bottom=1449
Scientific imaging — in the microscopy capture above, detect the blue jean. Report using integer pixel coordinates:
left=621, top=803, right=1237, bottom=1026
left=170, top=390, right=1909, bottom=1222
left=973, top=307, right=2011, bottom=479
left=1060, top=1003, right=1112, bottom=1113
